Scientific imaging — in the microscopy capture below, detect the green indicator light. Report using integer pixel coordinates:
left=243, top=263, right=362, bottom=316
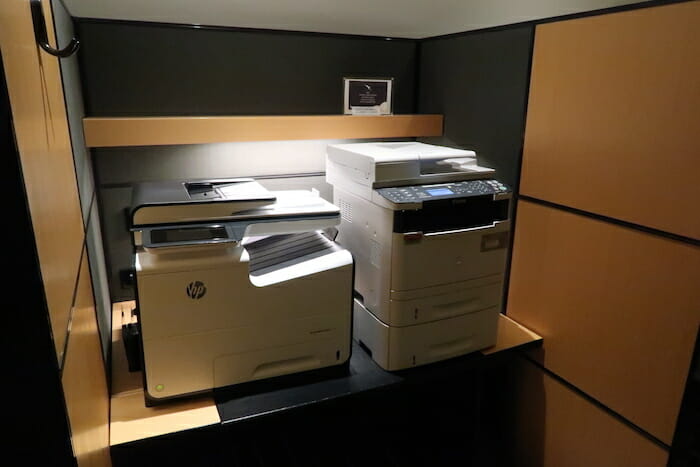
left=155, top=384, right=164, bottom=392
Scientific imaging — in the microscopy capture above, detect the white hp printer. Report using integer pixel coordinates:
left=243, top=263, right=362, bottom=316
left=326, top=142, right=510, bottom=371
left=130, top=178, right=353, bottom=404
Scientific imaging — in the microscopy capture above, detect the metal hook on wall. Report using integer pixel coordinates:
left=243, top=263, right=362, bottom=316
left=30, top=0, right=80, bottom=58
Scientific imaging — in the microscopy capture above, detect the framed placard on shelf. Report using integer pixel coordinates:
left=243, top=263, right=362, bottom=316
left=343, top=77, right=394, bottom=115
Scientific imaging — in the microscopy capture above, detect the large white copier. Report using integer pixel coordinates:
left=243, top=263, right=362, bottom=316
left=326, top=142, right=511, bottom=370
left=130, top=178, right=353, bottom=404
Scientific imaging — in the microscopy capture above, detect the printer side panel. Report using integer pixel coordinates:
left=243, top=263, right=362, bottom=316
left=332, top=187, right=394, bottom=318
left=325, top=151, right=375, bottom=201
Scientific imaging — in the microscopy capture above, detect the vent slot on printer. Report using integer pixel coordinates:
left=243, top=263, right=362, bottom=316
left=393, top=196, right=509, bottom=233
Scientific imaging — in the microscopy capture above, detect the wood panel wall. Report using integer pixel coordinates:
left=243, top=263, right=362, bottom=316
left=520, top=1, right=700, bottom=240
left=507, top=1, right=700, bottom=461
left=508, top=200, right=700, bottom=443
left=1, top=0, right=85, bottom=364
left=1, top=0, right=111, bottom=465
left=509, top=357, right=669, bottom=467
left=62, top=249, right=111, bottom=466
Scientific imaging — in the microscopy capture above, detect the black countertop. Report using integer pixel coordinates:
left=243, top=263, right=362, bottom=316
left=112, top=335, right=540, bottom=467
left=213, top=339, right=528, bottom=424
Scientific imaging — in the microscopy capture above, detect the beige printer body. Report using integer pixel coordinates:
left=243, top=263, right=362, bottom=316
left=131, top=179, right=353, bottom=403
left=326, top=142, right=511, bottom=370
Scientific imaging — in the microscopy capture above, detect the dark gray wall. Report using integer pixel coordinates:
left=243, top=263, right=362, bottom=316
left=75, top=20, right=418, bottom=116
left=417, top=26, right=534, bottom=190
left=417, top=26, right=535, bottom=321
left=54, top=1, right=112, bottom=361
left=93, top=141, right=378, bottom=302
left=75, top=20, right=419, bottom=301
left=75, top=20, right=534, bottom=303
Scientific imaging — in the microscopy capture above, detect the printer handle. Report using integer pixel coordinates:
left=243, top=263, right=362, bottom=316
left=423, top=222, right=501, bottom=237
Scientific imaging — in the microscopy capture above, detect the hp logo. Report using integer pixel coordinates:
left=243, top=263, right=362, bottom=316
left=186, top=281, right=206, bottom=300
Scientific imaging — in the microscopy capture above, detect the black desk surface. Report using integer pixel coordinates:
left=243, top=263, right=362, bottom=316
left=213, top=339, right=529, bottom=425
left=111, top=329, right=541, bottom=467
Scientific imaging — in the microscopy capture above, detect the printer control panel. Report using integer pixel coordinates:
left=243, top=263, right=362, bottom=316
left=377, top=179, right=508, bottom=204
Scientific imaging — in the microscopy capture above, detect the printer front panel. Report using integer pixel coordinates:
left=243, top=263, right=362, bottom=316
left=137, top=247, right=352, bottom=337
left=333, top=185, right=511, bottom=325
left=327, top=142, right=512, bottom=370
left=390, top=221, right=510, bottom=292
left=141, top=310, right=351, bottom=400
left=391, top=195, right=510, bottom=233
left=136, top=244, right=353, bottom=400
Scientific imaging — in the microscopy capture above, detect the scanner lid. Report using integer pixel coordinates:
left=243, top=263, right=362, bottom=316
left=326, top=142, right=494, bottom=188
left=328, top=141, right=474, bottom=163
left=131, top=178, right=340, bottom=230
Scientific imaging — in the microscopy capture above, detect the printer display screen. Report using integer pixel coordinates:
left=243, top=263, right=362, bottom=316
left=151, top=226, right=229, bottom=244
left=426, top=188, right=454, bottom=196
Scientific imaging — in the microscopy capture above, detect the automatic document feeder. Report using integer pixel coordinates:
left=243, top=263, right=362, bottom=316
left=326, top=142, right=511, bottom=371
left=130, top=179, right=353, bottom=403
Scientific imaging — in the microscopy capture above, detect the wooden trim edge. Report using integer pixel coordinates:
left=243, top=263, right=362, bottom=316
left=481, top=313, right=543, bottom=355
left=83, top=114, right=444, bottom=148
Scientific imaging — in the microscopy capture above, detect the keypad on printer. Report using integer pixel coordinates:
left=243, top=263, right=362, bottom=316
left=377, top=179, right=508, bottom=204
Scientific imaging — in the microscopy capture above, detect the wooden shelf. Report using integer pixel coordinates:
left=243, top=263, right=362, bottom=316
left=83, top=114, right=443, bottom=148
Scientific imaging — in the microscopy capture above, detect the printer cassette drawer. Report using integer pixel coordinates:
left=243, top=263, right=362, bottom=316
left=387, top=278, right=504, bottom=326
left=142, top=312, right=351, bottom=400
left=213, top=339, right=349, bottom=387
left=390, top=221, right=510, bottom=291
left=353, top=299, right=499, bottom=371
